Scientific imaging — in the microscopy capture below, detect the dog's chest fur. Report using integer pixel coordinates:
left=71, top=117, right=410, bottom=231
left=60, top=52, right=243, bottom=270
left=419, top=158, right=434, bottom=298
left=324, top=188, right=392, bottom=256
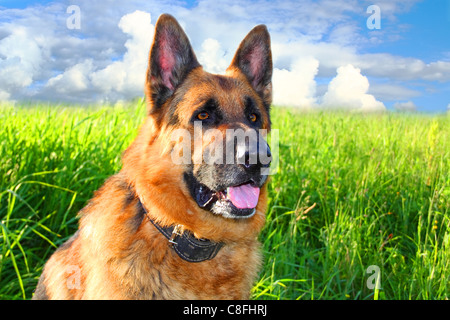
left=37, top=175, right=261, bottom=300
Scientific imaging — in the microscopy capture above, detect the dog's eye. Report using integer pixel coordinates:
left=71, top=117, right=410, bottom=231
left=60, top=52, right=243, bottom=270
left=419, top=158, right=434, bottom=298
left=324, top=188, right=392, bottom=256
left=197, top=112, right=209, bottom=120
left=249, top=113, right=257, bottom=122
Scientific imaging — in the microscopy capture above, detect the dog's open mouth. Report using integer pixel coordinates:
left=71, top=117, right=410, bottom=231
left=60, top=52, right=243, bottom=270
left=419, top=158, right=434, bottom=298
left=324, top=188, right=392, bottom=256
left=185, top=173, right=260, bottom=219
left=198, top=182, right=260, bottom=209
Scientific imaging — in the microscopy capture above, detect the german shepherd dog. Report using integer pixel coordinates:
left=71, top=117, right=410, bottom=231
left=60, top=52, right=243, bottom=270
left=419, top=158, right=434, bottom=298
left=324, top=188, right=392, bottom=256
left=33, top=14, right=272, bottom=300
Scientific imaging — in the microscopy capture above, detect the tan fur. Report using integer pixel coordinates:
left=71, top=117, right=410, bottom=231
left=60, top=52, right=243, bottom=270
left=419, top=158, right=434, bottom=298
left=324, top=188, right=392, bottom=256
left=33, top=14, right=272, bottom=300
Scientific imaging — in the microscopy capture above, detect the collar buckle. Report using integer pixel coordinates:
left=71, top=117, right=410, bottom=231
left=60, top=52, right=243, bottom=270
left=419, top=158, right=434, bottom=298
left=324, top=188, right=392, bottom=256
left=168, top=224, right=183, bottom=246
left=139, top=198, right=224, bottom=263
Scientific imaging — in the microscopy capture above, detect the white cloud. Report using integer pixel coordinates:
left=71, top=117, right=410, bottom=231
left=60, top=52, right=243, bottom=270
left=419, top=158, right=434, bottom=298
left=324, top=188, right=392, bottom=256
left=356, top=54, right=450, bottom=82
left=364, top=0, right=422, bottom=18
left=272, top=57, right=319, bottom=108
left=321, top=64, right=386, bottom=112
left=271, top=40, right=358, bottom=76
left=273, top=40, right=450, bottom=82
left=0, top=90, right=11, bottom=101
left=197, top=38, right=229, bottom=74
left=44, top=10, right=154, bottom=102
left=393, top=101, right=418, bottom=112
left=46, top=59, right=94, bottom=94
left=0, top=26, right=43, bottom=97
left=0, top=0, right=447, bottom=111
left=90, top=10, right=154, bottom=101
left=368, top=83, right=420, bottom=101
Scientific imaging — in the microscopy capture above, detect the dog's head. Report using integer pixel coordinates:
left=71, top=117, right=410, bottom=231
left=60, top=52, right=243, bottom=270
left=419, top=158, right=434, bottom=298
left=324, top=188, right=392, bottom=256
left=125, top=14, right=272, bottom=225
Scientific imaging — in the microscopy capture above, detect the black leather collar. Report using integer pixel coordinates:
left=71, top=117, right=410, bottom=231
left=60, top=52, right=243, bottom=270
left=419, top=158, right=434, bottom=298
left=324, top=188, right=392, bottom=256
left=139, top=199, right=224, bottom=263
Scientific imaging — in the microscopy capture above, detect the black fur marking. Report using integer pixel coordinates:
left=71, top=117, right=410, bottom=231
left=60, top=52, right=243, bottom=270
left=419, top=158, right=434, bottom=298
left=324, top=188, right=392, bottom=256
left=230, top=25, right=272, bottom=112
left=132, top=197, right=146, bottom=231
left=214, top=75, right=234, bottom=91
left=121, top=183, right=145, bottom=232
left=190, top=98, right=224, bottom=128
left=165, top=92, right=186, bottom=126
left=57, top=230, right=80, bottom=253
left=147, top=14, right=200, bottom=114
left=32, top=271, right=49, bottom=300
left=125, top=189, right=136, bottom=207
left=244, top=96, right=262, bottom=128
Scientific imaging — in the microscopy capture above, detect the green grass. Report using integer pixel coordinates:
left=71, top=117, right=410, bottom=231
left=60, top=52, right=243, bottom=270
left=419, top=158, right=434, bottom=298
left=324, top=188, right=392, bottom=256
left=1, top=101, right=449, bottom=300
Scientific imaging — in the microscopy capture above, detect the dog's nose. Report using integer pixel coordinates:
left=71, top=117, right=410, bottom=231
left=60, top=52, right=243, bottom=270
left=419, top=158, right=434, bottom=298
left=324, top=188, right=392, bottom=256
left=236, top=137, right=272, bottom=171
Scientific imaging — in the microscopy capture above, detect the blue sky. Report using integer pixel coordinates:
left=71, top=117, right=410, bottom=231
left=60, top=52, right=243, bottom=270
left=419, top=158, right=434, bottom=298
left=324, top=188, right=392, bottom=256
left=0, top=0, right=449, bottom=112
left=359, top=1, right=449, bottom=60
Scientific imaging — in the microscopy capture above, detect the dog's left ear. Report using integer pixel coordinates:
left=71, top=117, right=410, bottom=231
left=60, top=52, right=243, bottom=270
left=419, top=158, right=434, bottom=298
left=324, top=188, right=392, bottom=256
left=228, top=25, right=273, bottom=110
left=146, top=14, right=200, bottom=114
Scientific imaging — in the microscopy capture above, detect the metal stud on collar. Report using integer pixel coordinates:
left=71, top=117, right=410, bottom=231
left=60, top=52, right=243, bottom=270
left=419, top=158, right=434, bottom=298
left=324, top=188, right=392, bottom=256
left=168, top=224, right=183, bottom=245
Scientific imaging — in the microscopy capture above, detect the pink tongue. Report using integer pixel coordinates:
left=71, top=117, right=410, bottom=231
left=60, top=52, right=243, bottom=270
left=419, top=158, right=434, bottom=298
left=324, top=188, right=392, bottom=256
left=227, top=184, right=260, bottom=209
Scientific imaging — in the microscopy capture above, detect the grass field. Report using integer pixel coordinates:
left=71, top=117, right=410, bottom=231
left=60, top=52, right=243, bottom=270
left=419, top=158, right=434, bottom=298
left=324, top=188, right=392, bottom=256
left=0, top=100, right=449, bottom=300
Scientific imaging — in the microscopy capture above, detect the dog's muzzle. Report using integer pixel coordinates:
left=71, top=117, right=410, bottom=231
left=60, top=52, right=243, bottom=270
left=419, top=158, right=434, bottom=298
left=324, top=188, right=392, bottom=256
left=185, top=129, right=272, bottom=219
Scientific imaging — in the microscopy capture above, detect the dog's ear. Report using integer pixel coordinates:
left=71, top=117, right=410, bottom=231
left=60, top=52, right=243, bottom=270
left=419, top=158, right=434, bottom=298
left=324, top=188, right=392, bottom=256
left=228, top=25, right=273, bottom=110
left=145, top=14, right=200, bottom=114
